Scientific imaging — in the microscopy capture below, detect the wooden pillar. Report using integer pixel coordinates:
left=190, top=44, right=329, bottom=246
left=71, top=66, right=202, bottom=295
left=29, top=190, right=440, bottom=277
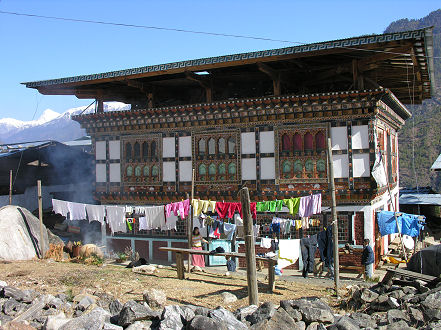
left=97, top=99, right=104, bottom=113
left=176, top=253, right=185, bottom=280
left=327, top=124, right=340, bottom=296
left=9, top=170, right=12, bottom=205
left=147, top=93, right=154, bottom=108
left=268, top=259, right=276, bottom=293
left=352, top=59, right=358, bottom=89
left=240, top=187, right=258, bottom=305
left=205, top=87, right=212, bottom=103
left=273, top=78, right=281, bottom=96
left=187, top=169, right=196, bottom=273
left=37, top=180, right=44, bottom=258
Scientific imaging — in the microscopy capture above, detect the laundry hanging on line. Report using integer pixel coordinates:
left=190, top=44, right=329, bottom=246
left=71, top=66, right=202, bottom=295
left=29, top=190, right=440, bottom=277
left=376, top=211, right=425, bottom=237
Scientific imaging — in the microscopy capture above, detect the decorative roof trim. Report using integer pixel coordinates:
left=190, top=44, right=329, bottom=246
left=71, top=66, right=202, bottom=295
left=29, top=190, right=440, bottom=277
left=23, top=28, right=428, bottom=88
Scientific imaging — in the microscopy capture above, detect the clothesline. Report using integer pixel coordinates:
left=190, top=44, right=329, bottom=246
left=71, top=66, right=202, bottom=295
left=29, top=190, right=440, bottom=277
left=51, top=193, right=322, bottom=236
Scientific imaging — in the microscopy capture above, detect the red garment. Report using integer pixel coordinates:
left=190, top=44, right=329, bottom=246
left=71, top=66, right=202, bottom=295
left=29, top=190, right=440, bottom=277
left=215, top=202, right=230, bottom=219
left=250, top=202, right=257, bottom=220
left=228, top=203, right=242, bottom=219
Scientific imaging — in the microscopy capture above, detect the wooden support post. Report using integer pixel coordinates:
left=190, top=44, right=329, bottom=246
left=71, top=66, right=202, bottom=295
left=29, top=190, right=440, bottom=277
left=9, top=170, right=12, bottom=205
left=327, top=124, right=340, bottom=296
left=352, top=59, right=358, bottom=90
left=240, top=187, right=258, bottom=305
left=187, top=169, right=196, bottom=273
left=268, top=259, right=276, bottom=293
left=97, top=99, right=104, bottom=113
left=37, top=180, right=44, bottom=258
left=176, top=253, right=185, bottom=280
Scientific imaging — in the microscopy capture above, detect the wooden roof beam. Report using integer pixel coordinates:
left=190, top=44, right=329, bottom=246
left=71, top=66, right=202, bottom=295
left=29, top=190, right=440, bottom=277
left=358, top=45, right=413, bottom=69
left=185, top=71, right=212, bottom=102
left=257, top=62, right=282, bottom=96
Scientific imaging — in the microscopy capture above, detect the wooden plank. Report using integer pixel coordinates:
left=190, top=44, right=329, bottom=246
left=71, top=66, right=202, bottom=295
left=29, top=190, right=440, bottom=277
left=158, top=247, right=272, bottom=261
left=385, top=267, right=437, bottom=282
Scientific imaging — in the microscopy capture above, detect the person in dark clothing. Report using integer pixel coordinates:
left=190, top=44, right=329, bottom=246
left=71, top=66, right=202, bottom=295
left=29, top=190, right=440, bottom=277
left=300, top=235, right=318, bottom=278
left=317, top=227, right=334, bottom=278
left=361, top=239, right=375, bottom=280
left=225, top=256, right=236, bottom=275
left=270, top=232, right=279, bottom=253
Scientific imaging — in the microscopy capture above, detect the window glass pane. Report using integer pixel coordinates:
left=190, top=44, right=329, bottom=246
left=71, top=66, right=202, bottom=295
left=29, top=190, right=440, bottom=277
left=199, top=164, right=206, bottom=175
left=143, top=165, right=150, bottom=176
left=228, top=162, right=236, bottom=174
left=199, top=139, right=206, bottom=155
left=152, top=165, right=159, bottom=176
left=228, top=138, right=236, bottom=154
left=218, top=138, right=226, bottom=154
left=282, top=160, right=291, bottom=173
left=135, top=166, right=141, bottom=176
left=208, top=138, right=216, bottom=155
left=126, top=166, right=133, bottom=176
left=218, top=163, right=226, bottom=174
left=209, top=163, right=216, bottom=175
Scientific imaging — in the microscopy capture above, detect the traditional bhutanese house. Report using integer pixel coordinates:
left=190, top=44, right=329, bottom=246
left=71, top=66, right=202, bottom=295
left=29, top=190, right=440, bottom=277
left=24, top=28, right=435, bottom=268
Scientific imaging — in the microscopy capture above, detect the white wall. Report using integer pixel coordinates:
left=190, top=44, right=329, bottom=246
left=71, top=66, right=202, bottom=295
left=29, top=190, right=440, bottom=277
left=241, top=158, right=256, bottom=180
left=179, top=137, right=192, bottom=158
left=241, top=132, right=256, bottom=154
left=260, top=157, right=275, bottom=180
left=259, top=131, right=274, bottom=153
left=96, top=164, right=107, bottom=182
left=331, top=127, right=348, bottom=150
left=179, top=161, right=192, bottom=182
left=353, top=153, right=370, bottom=177
left=163, top=137, right=176, bottom=158
left=352, top=125, right=369, bottom=149
left=163, top=162, right=176, bottom=182
left=109, top=164, right=121, bottom=182
left=95, top=141, right=106, bottom=160
left=332, top=154, right=349, bottom=178
left=109, top=140, right=120, bottom=160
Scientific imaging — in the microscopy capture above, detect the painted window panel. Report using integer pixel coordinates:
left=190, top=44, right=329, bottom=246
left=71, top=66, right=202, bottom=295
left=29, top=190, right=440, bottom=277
left=332, top=154, right=349, bottom=178
left=96, top=141, right=106, bottom=160
left=352, top=125, right=369, bottom=150
left=260, top=157, right=275, bottom=180
left=353, top=153, right=370, bottom=177
left=259, top=131, right=274, bottom=153
left=179, top=136, right=192, bottom=158
left=163, top=161, right=176, bottom=182
left=241, top=158, right=256, bottom=180
left=109, top=140, right=120, bottom=160
left=162, top=137, right=175, bottom=158
left=96, top=164, right=106, bottom=182
left=331, top=127, right=348, bottom=150
left=109, top=163, right=121, bottom=182
left=241, top=132, right=256, bottom=154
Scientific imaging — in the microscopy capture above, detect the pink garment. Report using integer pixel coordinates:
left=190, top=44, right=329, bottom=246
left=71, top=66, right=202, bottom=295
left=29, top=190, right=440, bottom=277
left=165, top=199, right=190, bottom=218
left=299, top=194, right=322, bottom=217
left=311, top=194, right=322, bottom=215
left=298, top=196, right=310, bottom=217
left=191, top=246, right=205, bottom=267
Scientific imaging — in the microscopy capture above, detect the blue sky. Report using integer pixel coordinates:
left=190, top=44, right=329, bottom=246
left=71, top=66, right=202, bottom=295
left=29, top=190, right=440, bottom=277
left=0, top=0, right=439, bottom=120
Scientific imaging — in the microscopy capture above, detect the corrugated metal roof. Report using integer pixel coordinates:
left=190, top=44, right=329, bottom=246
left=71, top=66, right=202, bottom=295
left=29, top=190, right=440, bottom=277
left=400, top=187, right=435, bottom=195
left=0, top=141, right=52, bottom=158
left=399, top=194, right=441, bottom=206
left=431, top=153, right=441, bottom=171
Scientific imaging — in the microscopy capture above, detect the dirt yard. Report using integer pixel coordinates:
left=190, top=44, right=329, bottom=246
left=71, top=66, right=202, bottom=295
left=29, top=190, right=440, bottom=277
left=0, top=260, right=337, bottom=311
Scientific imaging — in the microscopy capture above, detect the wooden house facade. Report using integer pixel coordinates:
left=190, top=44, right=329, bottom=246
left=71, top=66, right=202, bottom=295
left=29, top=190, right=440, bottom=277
left=24, top=28, right=435, bottom=266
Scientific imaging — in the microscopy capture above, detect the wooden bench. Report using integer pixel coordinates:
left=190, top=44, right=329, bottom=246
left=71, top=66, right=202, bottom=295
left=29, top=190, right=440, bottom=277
left=159, top=247, right=277, bottom=293
left=381, top=267, right=437, bottom=285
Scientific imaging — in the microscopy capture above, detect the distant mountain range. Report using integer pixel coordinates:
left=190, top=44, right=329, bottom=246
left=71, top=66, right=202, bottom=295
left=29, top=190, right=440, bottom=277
left=384, top=9, right=441, bottom=192
left=0, top=102, right=130, bottom=144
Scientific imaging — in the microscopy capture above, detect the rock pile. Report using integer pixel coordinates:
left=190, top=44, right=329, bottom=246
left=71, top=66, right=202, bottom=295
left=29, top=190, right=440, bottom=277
left=1, top=279, right=440, bottom=329
left=342, top=278, right=441, bottom=329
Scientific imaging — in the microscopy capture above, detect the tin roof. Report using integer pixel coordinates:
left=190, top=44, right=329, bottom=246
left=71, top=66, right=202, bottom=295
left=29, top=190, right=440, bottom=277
left=399, top=194, right=441, bottom=206
left=431, top=153, right=441, bottom=171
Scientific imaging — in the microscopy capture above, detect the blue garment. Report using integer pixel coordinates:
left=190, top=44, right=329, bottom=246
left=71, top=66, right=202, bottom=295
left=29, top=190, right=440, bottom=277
left=362, top=246, right=374, bottom=265
left=223, top=223, right=236, bottom=240
left=227, top=259, right=236, bottom=272
left=377, top=211, right=424, bottom=237
left=270, top=223, right=280, bottom=234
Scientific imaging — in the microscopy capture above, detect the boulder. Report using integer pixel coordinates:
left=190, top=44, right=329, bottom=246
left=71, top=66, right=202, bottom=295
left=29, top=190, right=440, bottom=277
left=103, top=323, right=124, bottom=330
left=360, top=289, right=379, bottom=303
left=0, top=206, right=50, bottom=260
left=3, top=298, right=26, bottom=316
left=327, top=316, right=360, bottom=330
left=220, top=292, right=237, bottom=304
left=252, top=307, right=298, bottom=330
left=76, top=296, right=96, bottom=311
left=209, top=307, right=248, bottom=330
left=387, top=309, right=410, bottom=324
left=188, top=315, right=228, bottom=330
left=408, top=306, right=424, bottom=325
left=284, top=297, right=334, bottom=324
left=109, top=299, right=123, bottom=316
left=126, top=320, right=153, bottom=329
left=234, top=305, right=258, bottom=322
left=295, top=321, right=306, bottom=330
left=280, top=300, right=303, bottom=321
left=186, top=305, right=211, bottom=317
left=386, top=320, right=416, bottom=330
left=3, top=286, right=26, bottom=301
left=118, top=300, right=160, bottom=327
left=0, top=280, right=8, bottom=287
left=246, top=302, right=276, bottom=325
left=159, top=305, right=186, bottom=329
left=59, top=307, right=109, bottom=330
left=305, top=322, right=327, bottom=330
left=349, top=312, right=376, bottom=329
left=422, top=291, right=441, bottom=321
left=2, top=321, right=36, bottom=330
left=44, top=312, right=70, bottom=330
left=143, top=288, right=166, bottom=308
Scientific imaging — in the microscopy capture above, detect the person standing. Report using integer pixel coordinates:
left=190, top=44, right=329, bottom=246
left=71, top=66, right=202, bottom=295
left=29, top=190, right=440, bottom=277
left=191, top=227, right=208, bottom=270
left=362, top=238, right=375, bottom=280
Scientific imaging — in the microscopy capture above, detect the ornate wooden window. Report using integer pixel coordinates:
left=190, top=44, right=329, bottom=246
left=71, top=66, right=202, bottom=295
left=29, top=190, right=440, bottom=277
left=122, top=135, right=161, bottom=185
left=277, top=126, right=327, bottom=183
left=193, top=130, right=240, bottom=184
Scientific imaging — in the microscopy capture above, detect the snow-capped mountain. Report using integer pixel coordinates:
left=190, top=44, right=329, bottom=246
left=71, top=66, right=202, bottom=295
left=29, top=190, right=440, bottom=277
left=0, top=102, right=130, bottom=144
